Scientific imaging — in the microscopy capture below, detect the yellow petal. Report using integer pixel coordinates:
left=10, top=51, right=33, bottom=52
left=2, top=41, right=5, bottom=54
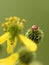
left=18, top=34, right=37, bottom=52
left=0, top=52, right=19, bottom=65
left=0, top=32, right=10, bottom=44
left=7, top=37, right=17, bottom=54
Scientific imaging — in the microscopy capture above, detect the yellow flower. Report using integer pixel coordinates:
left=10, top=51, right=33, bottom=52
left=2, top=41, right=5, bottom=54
left=5, top=22, right=10, bottom=26
left=9, top=16, right=13, bottom=21
left=18, top=22, right=24, bottom=30
left=0, top=16, right=37, bottom=54
left=13, top=16, right=18, bottom=21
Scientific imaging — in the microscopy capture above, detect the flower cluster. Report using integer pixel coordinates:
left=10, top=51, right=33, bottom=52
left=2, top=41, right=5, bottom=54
left=0, top=16, right=43, bottom=65
left=2, top=16, right=25, bottom=42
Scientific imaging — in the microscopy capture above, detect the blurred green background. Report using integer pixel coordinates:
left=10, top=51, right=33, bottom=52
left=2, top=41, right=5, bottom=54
left=0, top=0, right=49, bottom=65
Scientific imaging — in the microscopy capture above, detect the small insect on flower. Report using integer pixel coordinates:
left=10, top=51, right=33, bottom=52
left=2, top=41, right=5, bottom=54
left=31, top=25, right=38, bottom=31
left=25, top=25, right=43, bottom=44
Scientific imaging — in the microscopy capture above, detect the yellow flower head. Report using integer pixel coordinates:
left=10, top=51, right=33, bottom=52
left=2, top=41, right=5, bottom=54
left=2, top=16, right=25, bottom=32
left=0, top=16, right=37, bottom=54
